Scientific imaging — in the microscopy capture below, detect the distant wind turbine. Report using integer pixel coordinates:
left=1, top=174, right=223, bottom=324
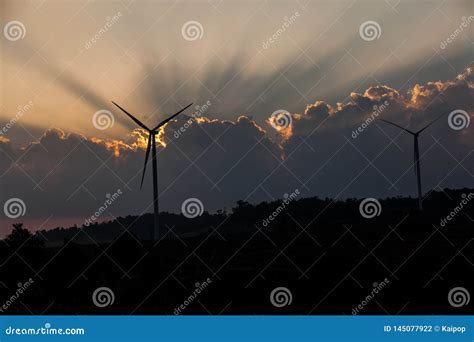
left=380, top=113, right=445, bottom=211
left=112, top=101, right=193, bottom=239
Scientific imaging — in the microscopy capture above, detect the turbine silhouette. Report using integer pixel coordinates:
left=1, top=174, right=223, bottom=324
left=380, top=113, right=445, bottom=211
left=112, top=101, right=193, bottom=239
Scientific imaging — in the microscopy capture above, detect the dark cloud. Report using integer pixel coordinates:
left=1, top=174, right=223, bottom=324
left=1, top=69, right=472, bottom=236
left=0, top=115, right=282, bottom=235
left=278, top=67, right=473, bottom=200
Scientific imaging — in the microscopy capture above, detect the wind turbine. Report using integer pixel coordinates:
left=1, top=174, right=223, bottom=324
left=380, top=113, right=445, bottom=211
left=111, top=101, right=193, bottom=239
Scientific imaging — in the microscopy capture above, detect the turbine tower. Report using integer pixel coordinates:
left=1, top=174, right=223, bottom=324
left=112, top=101, right=193, bottom=239
left=380, top=113, right=445, bottom=211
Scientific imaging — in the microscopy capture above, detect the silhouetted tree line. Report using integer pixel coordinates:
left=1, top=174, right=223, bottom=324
left=0, top=188, right=472, bottom=315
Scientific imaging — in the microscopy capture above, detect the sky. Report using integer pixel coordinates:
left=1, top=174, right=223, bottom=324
left=0, top=0, right=473, bottom=236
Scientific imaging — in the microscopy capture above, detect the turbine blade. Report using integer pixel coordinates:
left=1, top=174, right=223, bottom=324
left=379, top=119, right=415, bottom=135
left=152, top=103, right=193, bottom=131
left=111, top=101, right=150, bottom=131
left=140, top=136, right=152, bottom=189
left=416, top=112, right=447, bottom=134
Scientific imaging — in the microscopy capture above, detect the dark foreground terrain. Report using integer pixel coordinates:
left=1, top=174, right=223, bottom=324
left=1, top=188, right=473, bottom=315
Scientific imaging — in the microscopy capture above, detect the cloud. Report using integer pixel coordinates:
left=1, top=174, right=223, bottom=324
left=270, top=67, right=473, bottom=200
left=0, top=115, right=282, bottom=235
left=0, top=69, right=472, bottom=236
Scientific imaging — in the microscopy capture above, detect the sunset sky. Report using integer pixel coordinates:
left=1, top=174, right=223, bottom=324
left=1, top=0, right=473, bottom=236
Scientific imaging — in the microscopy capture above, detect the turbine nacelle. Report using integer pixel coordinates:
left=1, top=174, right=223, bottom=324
left=379, top=112, right=446, bottom=211
left=111, top=101, right=193, bottom=239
